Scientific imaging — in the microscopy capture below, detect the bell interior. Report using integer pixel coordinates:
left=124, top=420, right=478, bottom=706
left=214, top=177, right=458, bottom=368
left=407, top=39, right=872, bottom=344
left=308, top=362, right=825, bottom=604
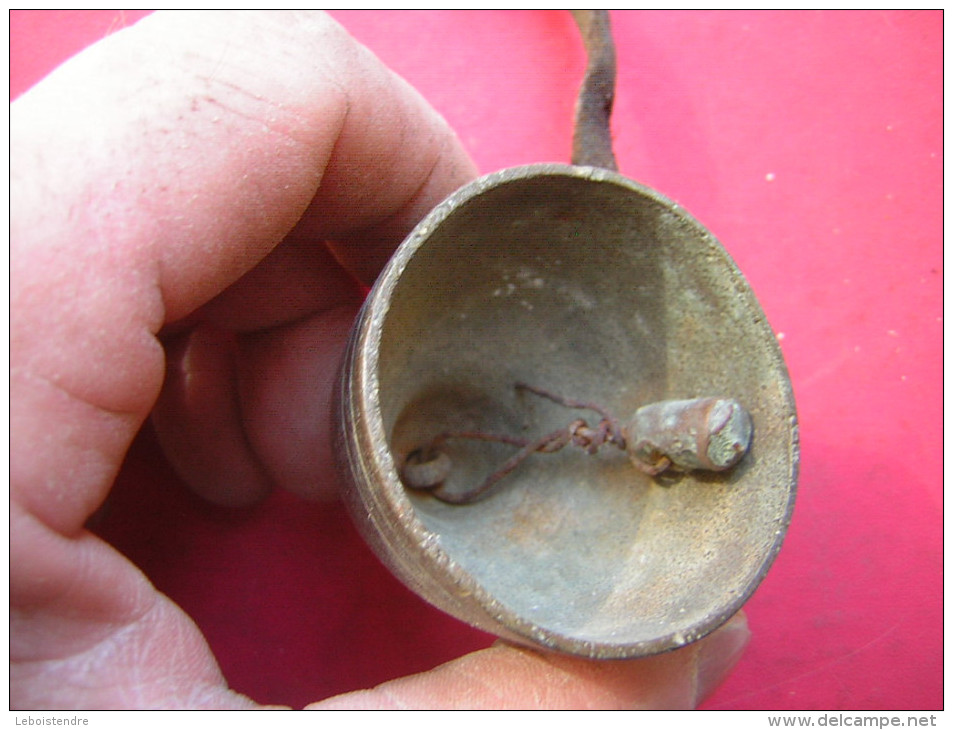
left=375, top=167, right=796, bottom=649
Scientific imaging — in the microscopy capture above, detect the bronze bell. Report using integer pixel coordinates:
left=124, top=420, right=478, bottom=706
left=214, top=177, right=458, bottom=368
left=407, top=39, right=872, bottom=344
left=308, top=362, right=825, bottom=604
left=335, top=12, right=798, bottom=659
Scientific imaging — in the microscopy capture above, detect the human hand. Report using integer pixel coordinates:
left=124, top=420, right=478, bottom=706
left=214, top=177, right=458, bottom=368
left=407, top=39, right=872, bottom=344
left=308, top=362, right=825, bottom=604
left=11, top=10, right=749, bottom=709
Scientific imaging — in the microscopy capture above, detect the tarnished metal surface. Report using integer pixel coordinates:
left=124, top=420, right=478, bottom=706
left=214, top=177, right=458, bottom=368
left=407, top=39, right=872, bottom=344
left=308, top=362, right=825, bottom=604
left=335, top=164, right=799, bottom=658
left=627, top=397, right=753, bottom=474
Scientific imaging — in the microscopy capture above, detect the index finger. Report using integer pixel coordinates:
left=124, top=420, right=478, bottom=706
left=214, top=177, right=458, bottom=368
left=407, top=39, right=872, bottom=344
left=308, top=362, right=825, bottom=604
left=12, top=9, right=476, bottom=538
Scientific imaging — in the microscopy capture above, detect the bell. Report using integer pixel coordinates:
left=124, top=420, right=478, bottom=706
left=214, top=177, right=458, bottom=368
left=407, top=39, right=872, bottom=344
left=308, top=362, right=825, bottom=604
left=335, top=13, right=798, bottom=659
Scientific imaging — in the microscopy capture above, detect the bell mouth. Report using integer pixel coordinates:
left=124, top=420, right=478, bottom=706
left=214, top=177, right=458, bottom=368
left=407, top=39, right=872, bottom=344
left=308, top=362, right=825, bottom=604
left=339, top=163, right=798, bottom=658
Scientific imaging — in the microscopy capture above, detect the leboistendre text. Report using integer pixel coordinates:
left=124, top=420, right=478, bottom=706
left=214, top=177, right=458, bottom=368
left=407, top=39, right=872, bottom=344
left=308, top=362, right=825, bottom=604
left=15, top=718, right=88, bottom=725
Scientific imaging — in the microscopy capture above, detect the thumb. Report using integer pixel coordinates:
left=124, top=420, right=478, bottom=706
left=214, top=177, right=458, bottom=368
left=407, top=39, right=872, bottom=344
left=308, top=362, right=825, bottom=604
left=309, top=612, right=749, bottom=710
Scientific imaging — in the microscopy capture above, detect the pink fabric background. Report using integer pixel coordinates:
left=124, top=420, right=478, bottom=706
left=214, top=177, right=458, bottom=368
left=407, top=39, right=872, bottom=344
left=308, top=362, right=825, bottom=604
left=11, top=10, right=942, bottom=710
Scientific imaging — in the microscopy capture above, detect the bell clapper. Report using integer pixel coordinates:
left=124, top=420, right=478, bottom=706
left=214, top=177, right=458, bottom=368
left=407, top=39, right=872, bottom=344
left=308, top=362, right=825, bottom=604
left=400, top=383, right=754, bottom=505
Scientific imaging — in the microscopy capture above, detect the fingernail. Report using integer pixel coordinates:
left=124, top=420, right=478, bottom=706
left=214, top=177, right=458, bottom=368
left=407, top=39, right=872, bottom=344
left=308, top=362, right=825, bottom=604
left=694, top=612, right=751, bottom=704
